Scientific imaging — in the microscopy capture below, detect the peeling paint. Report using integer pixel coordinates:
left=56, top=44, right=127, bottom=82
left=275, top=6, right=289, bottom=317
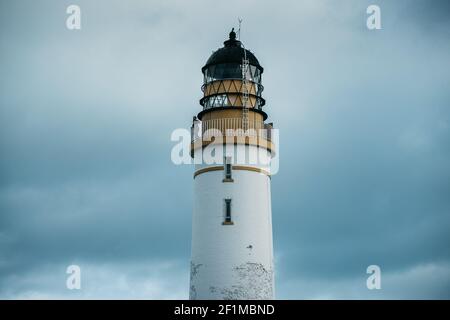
left=209, top=262, right=273, bottom=299
left=189, top=261, right=203, bottom=300
left=190, top=285, right=197, bottom=300
left=190, top=261, right=203, bottom=279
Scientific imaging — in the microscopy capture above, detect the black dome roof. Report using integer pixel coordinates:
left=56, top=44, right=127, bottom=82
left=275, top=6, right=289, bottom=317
left=202, top=29, right=263, bottom=73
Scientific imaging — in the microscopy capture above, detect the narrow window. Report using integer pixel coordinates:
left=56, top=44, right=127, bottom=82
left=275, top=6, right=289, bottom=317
left=223, top=199, right=233, bottom=225
left=223, top=157, right=233, bottom=182
left=225, top=163, right=232, bottom=179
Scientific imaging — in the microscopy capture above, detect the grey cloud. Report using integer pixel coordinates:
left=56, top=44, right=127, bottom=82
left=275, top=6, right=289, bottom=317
left=1, top=0, right=449, bottom=299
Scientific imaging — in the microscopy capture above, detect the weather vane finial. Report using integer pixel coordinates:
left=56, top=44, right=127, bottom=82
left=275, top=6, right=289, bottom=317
left=237, top=17, right=243, bottom=40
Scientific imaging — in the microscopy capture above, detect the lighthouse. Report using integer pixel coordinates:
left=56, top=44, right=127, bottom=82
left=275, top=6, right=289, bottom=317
left=189, top=29, right=275, bottom=300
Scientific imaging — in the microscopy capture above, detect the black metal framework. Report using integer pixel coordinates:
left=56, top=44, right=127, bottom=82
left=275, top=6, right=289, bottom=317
left=203, top=63, right=262, bottom=84
left=200, top=78, right=265, bottom=110
left=199, top=31, right=265, bottom=115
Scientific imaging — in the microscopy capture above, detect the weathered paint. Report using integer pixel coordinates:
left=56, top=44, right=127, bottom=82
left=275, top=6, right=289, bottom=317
left=190, top=144, right=274, bottom=300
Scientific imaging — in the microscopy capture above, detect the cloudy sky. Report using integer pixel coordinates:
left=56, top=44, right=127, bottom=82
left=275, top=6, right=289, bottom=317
left=0, top=0, right=449, bottom=299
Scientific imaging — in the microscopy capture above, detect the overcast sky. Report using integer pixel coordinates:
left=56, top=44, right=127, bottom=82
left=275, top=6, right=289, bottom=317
left=0, top=0, right=449, bottom=299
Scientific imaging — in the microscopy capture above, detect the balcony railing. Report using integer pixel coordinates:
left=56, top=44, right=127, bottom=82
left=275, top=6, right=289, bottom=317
left=191, top=118, right=273, bottom=143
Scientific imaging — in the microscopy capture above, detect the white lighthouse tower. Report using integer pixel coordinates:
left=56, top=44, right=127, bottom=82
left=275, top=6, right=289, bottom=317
left=189, top=29, right=275, bottom=300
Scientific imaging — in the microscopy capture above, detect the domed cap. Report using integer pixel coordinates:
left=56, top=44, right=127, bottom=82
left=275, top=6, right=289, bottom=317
left=201, top=29, right=263, bottom=73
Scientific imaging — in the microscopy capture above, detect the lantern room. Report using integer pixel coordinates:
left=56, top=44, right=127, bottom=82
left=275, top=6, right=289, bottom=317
left=198, top=29, right=266, bottom=120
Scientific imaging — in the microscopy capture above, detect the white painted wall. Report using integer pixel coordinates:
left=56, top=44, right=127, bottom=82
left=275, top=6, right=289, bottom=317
left=190, top=144, right=274, bottom=299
